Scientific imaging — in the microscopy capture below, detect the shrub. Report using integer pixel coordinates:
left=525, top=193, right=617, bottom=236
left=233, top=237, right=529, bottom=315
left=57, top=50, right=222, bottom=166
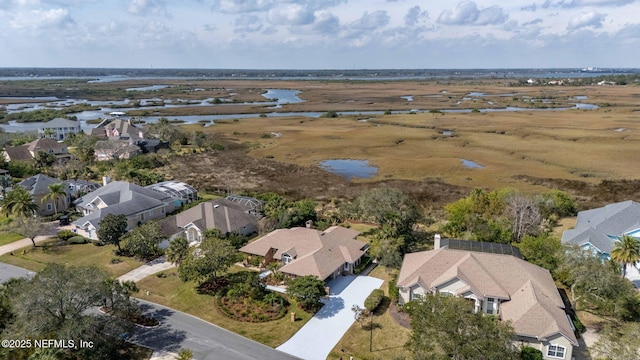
left=155, top=271, right=167, bottom=278
left=91, top=239, right=104, bottom=246
left=110, top=258, right=122, bottom=264
left=364, top=289, right=385, bottom=312
left=520, top=346, right=543, bottom=360
left=388, top=279, right=399, bottom=302
left=67, top=236, right=89, bottom=244
left=57, top=230, right=75, bottom=241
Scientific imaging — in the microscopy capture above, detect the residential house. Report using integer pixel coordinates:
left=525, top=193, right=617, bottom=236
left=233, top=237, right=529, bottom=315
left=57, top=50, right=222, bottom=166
left=19, top=174, right=70, bottom=216
left=72, top=180, right=177, bottom=240
left=3, top=138, right=72, bottom=163
left=94, top=140, right=142, bottom=161
left=63, top=179, right=101, bottom=200
left=239, top=225, right=368, bottom=281
left=397, top=237, right=578, bottom=360
left=562, top=200, right=640, bottom=261
left=38, top=118, right=82, bottom=141
left=158, top=196, right=262, bottom=247
left=91, top=118, right=144, bottom=141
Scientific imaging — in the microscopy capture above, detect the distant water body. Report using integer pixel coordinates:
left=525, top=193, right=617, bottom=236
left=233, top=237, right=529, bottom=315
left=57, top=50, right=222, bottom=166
left=0, top=68, right=636, bottom=82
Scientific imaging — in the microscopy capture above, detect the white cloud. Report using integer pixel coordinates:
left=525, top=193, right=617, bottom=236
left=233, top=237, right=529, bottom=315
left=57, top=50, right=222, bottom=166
left=127, top=0, right=167, bottom=17
left=10, top=8, right=74, bottom=29
left=234, top=14, right=263, bottom=33
left=438, top=1, right=507, bottom=26
left=211, top=0, right=273, bottom=14
left=567, top=11, right=605, bottom=29
left=309, top=10, right=340, bottom=34
left=350, top=10, right=389, bottom=30
left=267, top=4, right=314, bottom=25
left=404, top=6, right=428, bottom=27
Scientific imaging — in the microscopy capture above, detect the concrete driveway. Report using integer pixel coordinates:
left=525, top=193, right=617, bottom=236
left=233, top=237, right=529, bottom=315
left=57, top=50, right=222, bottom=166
left=277, top=275, right=384, bottom=360
left=118, top=255, right=175, bottom=283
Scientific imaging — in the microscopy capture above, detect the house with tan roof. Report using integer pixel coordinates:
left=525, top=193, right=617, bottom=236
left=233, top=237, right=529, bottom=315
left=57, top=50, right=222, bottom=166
left=397, top=237, right=578, bottom=360
left=3, top=138, right=72, bottom=163
left=158, top=196, right=261, bottom=246
left=239, top=225, right=368, bottom=281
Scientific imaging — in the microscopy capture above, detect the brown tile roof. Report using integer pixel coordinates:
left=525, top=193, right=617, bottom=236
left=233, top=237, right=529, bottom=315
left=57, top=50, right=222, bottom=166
left=397, top=248, right=578, bottom=346
left=240, top=226, right=366, bottom=279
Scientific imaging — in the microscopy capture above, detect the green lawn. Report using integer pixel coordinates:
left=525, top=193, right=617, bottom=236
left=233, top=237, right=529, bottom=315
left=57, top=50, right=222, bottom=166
left=0, top=232, right=24, bottom=246
left=136, top=268, right=313, bottom=348
left=0, top=241, right=145, bottom=277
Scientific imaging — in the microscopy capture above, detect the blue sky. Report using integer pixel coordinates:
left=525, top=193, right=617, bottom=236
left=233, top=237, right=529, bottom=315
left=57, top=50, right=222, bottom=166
left=0, top=0, right=638, bottom=69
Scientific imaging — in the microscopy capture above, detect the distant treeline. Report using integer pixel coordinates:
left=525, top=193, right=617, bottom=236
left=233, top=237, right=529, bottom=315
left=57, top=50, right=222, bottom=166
left=1, top=67, right=639, bottom=80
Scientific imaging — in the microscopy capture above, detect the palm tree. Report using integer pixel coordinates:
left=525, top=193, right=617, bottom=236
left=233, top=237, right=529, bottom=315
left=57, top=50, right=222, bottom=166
left=1, top=186, right=39, bottom=218
left=41, top=183, right=67, bottom=215
left=610, top=235, right=640, bottom=278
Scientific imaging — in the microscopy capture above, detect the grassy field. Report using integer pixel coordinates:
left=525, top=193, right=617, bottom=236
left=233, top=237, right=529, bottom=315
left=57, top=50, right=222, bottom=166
left=135, top=268, right=313, bottom=348
left=328, top=265, right=411, bottom=360
left=0, top=241, right=145, bottom=277
left=0, top=232, right=24, bottom=246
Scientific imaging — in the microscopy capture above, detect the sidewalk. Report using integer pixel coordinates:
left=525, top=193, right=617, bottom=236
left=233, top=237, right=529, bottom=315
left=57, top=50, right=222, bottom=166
left=117, top=255, right=175, bottom=283
left=0, top=221, right=61, bottom=256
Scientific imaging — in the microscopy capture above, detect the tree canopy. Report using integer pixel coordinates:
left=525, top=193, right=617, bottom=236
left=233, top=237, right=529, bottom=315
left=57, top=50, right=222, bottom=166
left=1, top=185, right=38, bottom=218
left=178, top=234, right=240, bottom=284
left=0, top=264, right=137, bottom=360
left=405, top=293, right=519, bottom=360
left=97, top=213, right=128, bottom=251
left=286, top=275, right=327, bottom=311
left=610, top=235, right=640, bottom=278
left=122, top=221, right=164, bottom=261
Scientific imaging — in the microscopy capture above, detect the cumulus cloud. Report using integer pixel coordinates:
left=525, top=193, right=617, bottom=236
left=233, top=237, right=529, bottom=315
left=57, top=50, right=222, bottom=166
left=544, top=0, right=634, bottom=7
left=437, top=1, right=507, bottom=26
left=350, top=10, right=390, bottom=30
left=234, top=14, right=263, bottom=33
left=211, top=0, right=273, bottom=14
left=127, top=0, right=167, bottom=16
left=567, top=11, right=606, bottom=29
left=309, top=10, right=340, bottom=34
left=404, top=6, right=428, bottom=26
left=267, top=4, right=314, bottom=25
left=10, top=8, right=74, bottom=29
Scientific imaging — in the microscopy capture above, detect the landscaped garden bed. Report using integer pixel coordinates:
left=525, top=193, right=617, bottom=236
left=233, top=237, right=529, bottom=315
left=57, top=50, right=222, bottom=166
left=215, top=295, right=288, bottom=322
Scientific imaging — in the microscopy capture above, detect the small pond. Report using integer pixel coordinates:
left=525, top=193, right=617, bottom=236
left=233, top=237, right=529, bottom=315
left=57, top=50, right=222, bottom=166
left=461, top=159, right=485, bottom=169
left=319, top=159, right=378, bottom=180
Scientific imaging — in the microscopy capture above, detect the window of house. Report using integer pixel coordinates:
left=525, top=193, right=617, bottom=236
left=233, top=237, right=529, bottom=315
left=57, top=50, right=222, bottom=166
left=282, top=254, right=292, bottom=264
left=48, top=149, right=54, bottom=153
left=547, top=345, right=565, bottom=359
left=46, top=203, right=53, bottom=211
left=344, top=262, right=349, bottom=271
left=487, top=297, right=495, bottom=314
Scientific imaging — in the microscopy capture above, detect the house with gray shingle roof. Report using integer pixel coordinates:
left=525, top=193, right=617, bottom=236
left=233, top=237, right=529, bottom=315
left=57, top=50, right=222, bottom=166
left=561, top=200, right=640, bottom=260
left=19, top=174, right=69, bottom=216
left=72, top=180, right=177, bottom=240
left=239, top=225, right=368, bottom=281
left=397, top=240, right=578, bottom=360
left=157, top=197, right=262, bottom=247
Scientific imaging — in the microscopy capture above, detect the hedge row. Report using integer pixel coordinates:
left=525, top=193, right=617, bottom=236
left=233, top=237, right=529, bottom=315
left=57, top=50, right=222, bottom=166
left=364, top=289, right=385, bottom=312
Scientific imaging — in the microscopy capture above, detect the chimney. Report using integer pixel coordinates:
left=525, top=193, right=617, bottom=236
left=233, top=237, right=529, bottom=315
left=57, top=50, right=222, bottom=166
left=102, top=176, right=111, bottom=186
left=434, top=234, right=441, bottom=249
left=305, top=220, right=313, bottom=229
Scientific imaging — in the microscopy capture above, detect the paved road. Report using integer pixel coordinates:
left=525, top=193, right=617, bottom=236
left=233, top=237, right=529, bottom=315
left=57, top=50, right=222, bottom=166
left=1, top=263, right=300, bottom=360
left=277, top=275, right=384, bottom=360
left=0, top=262, right=35, bottom=283
left=130, top=299, right=301, bottom=360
